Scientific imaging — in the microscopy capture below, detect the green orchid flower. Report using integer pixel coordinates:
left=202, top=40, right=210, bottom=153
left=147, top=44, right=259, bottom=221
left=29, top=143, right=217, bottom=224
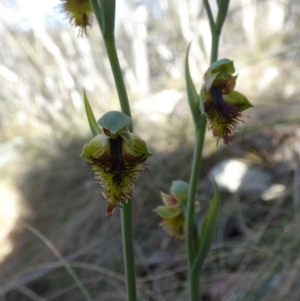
left=200, top=58, right=253, bottom=144
left=81, top=111, right=152, bottom=216
left=154, top=181, right=199, bottom=240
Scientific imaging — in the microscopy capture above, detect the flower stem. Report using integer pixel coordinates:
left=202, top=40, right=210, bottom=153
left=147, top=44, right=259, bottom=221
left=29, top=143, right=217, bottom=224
left=103, top=35, right=137, bottom=301
left=103, top=38, right=133, bottom=123
left=186, top=118, right=207, bottom=301
left=186, top=0, right=226, bottom=299
left=89, top=1, right=137, bottom=300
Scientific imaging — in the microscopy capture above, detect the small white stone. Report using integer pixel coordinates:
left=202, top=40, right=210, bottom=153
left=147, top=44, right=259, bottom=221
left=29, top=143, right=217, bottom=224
left=209, top=159, right=272, bottom=194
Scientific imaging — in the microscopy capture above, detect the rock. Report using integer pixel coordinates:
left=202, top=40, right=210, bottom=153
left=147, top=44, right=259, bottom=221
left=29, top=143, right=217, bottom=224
left=209, top=159, right=273, bottom=195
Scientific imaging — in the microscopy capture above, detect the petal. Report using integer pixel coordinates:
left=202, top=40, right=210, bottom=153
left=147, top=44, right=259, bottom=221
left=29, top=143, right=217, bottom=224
left=123, top=133, right=153, bottom=160
left=205, top=58, right=235, bottom=76
left=223, top=90, right=254, bottom=111
left=160, top=192, right=178, bottom=206
left=97, top=111, right=132, bottom=135
left=160, top=213, right=185, bottom=240
left=59, top=0, right=93, bottom=35
left=154, top=204, right=182, bottom=219
left=80, top=134, right=110, bottom=162
left=204, top=99, right=243, bottom=144
left=204, top=73, right=219, bottom=91
left=170, top=180, right=189, bottom=204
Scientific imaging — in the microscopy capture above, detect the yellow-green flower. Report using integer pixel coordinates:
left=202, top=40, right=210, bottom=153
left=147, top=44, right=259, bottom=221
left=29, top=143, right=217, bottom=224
left=154, top=181, right=199, bottom=240
left=81, top=111, right=152, bottom=216
left=200, top=59, right=253, bottom=144
left=156, top=192, right=185, bottom=240
left=59, top=0, right=93, bottom=36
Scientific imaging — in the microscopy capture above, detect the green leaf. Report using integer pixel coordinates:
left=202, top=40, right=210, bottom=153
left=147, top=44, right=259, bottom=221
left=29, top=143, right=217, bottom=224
left=223, top=90, right=254, bottom=111
left=170, top=180, right=189, bottom=205
left=97, top=111, right=132, bottom=134
left=100, top=0, right=116, bottom=38
left=83, top=90, right=101, bottom=137
left=192, top=182, right=220, bottom=273
left=153, top=204, right=182, bottom=219
left=185, top=43, right=202, bottom=126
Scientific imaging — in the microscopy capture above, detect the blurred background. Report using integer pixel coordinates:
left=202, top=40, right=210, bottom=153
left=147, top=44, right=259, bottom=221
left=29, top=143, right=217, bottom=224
left=1, top=0, right=300, bottom=300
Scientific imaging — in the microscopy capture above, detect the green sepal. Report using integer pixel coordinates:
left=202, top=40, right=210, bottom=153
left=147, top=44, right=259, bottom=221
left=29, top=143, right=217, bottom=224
left=161, top=192, right=177, bottom=207
left=204, top=73, right=219, bottom=91
left=100, top=0, right=115, bottom=38
left=223, top=90, right=254, bottom=111
left=206, top=58, right=234, bottom=76
left=83, top=90, right=101, bottom=137
left=193, top=181, right=220, bottom=273
left=97, top=111, right=132, bottom=134
left=153, top=204, right=182, bottom=219
left=80, top=134, right=109, bottom=162
left=124, top=133, right=153, bottom=159
left=170, top=180, right=189, bottom=205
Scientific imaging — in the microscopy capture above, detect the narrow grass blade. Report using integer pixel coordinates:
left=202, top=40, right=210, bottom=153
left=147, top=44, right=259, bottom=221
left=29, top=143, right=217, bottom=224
left=192, top=182, right=220, bottom=273
left=83, top=90, right=101, bottom=137
left=20, top=221, right=93, bottom=301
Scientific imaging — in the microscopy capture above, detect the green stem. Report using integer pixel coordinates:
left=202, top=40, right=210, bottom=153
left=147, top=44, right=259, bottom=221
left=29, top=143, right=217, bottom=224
left=203, top=0, right=215, bottom=33
left=89, top=1, right=136, bottom=300
left=186, top=118, right=207, bottom=301
left=103, top=38, right=133, bottom=123
left=186, top=0, right=227, bottom=298
left=103, top=36, right=137, bottom=301
left=210, top=33, right=220, bottom=64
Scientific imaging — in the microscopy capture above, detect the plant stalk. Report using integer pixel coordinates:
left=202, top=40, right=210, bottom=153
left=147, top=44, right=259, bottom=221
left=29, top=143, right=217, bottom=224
left=103, top=36, right=136, bottom=301
left=89, top=1, right=137, bottom=299
left=186, top=118, right=207, bottom=301
left=186, top=1, right=223, bottom=298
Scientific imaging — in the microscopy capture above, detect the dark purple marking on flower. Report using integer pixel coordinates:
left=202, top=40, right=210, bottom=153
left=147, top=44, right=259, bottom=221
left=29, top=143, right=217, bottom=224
left=88, top=136, right=147, bottom=188
left=110, top=135, right=125, bottom=179
left=205, top=86, right=243, bottom=144
left=210, top=86, right=224, bottom=108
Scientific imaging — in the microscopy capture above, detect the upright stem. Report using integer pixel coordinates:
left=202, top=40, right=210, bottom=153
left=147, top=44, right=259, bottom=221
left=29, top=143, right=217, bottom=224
left=89, top=0, right=137, bottom=298
left=186, top=7, right=221, bottom=301
left=103, top=37, right=137, bottom=301
left=211, top=33, right=220, bottom=63
left=186, top=118, right=207, bottom=301
left=104, top=38, right=133, bottom=122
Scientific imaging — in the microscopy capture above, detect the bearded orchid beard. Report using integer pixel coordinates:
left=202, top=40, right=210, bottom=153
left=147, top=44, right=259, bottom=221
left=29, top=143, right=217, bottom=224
left=70, top=13, right=93, bottom=36
left=88, top=136, right=147, bottom=216
left=205, top=86, right=243, bottom=144
left=160, top=213, right=185, bottom=240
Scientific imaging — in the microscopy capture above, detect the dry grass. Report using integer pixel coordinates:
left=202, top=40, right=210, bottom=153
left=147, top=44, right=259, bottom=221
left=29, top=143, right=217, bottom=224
left=1, top=1, right=300, bottom=300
